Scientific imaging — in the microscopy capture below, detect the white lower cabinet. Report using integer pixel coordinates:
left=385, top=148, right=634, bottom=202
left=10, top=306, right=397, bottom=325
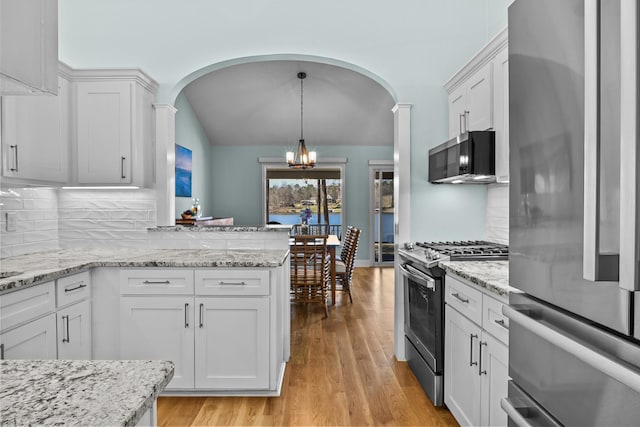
left=444, top=274, right=508, bottom=427
left=0, top=313, right=57, bottom=359
left=57, top=299, right=92, bottom=359
left=120, top=296, right=195, bottom=389
left=445, top=305, right=482, bottom=426
left=195, top=297, right=270, bottom=389
left=119, top=268, right=279, bottom=392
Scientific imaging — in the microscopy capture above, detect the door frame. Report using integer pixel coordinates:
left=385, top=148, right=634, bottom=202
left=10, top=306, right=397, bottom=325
left=369, top=160, right=394, bottom=266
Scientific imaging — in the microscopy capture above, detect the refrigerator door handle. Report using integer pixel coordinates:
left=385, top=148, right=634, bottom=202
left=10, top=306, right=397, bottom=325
left=500, top=398, right=534, bottom=427
left=620, top=0, right=639, bottom=290
left=583, top=0, right=620, bottom=283
left=503, top=305, right=640, bottom=394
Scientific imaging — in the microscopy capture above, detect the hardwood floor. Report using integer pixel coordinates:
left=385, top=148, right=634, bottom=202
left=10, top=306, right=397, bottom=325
left=157, top=267, right=459, bottom=426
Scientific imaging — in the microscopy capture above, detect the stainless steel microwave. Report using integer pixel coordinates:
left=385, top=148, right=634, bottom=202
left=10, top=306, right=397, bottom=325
left=428, top=130, right=496, bottom=184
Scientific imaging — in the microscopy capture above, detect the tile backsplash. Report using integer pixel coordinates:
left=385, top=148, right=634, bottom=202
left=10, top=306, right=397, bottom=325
left=1, top=187, right=289, bottom=258
left=0, top=187, right=60, bottom=258
left=485, top=183, right=509, bottom=244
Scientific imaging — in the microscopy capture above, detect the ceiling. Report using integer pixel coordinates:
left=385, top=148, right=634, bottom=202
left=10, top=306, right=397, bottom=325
left=182, top=60, right=395, bottom=147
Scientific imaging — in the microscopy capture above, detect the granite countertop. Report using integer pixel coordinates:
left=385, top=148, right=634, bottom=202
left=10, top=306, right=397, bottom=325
left=438, top=260, right=511, bottom=298
left=0, top=247, right=290, bottom=294
left=0, top=359, right=173, bottom=426
left=148, top=224, right=293, bottom=232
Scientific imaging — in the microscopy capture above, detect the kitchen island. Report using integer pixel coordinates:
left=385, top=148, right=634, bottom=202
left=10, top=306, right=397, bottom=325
left=0, top=359, right=174, bottom=426
left=0, top=246, right=290, bottom=397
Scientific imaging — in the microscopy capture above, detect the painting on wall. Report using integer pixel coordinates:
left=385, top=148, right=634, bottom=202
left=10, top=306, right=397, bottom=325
left=175, top=144, right=192, bottom=197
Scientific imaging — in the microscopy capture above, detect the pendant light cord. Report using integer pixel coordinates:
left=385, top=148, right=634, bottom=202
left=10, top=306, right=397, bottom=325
left=300, top=74, right=304, bottom=141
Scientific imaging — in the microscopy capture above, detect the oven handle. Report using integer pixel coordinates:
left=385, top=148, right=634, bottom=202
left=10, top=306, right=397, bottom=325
left=399, top=263, right=435, bottom=290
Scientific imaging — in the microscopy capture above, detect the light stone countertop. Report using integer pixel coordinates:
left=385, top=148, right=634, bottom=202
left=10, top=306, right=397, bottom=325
left=0, top=359, right=174, bottom=426
left=0, top=247, right=289, bottom=294
left=438, top=260, right=511, bottom=298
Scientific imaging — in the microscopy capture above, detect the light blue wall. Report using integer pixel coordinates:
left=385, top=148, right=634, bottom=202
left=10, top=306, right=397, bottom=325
left=174, top=93, right=213, bottom=218
left=59, top=0, right=512, bottom=242
left=209, top=145, right=393, bottom=261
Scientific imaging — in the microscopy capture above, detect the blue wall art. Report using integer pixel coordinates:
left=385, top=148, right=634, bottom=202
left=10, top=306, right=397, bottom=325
left=175, top=144, right=192, bottom=197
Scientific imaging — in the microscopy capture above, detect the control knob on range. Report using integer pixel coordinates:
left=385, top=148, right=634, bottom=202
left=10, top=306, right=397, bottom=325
left=424, top=249, right=440, bottom=260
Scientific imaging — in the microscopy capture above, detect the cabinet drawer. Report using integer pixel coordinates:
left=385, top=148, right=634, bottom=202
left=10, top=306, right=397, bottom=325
left=445, top=275, right=483, bottom=325
left=0, top=282, right=55, bottom=332
left=482, top=294, right=509, bottom=345
left=195, top=270, right=270, bottom=296
left=56, top=271, right=91, bottom=308
left=120, top=269, right=194, bottom=295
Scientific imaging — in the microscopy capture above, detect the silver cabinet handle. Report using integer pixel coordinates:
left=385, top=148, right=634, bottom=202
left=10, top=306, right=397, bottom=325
left=199, top=303, right=204, bottom=328
left=0, top=343, right=4, bottom=360
left=500, top=398, right=534, bottom=427
left=459, top=113, right=465, bottom=135
left=494, top=318, right=509, bottom=329
left=184, top=303, right=189, bottom=328
left=121, top=156, right=126, bottom=179
left=64, top=283, right=87, bottom=293
left=452, top=292, right=469, bottom=304
left=218, top=281, right=246, bottom=286
left=504, top=304, right=640, bottom=394
left=62, top=315, right=70, bottom=343
left=9, top=144, right=18, bottom=172
left=469, top=333, right=478, bottom=366
left=142, top=280, right=170, bottom=284
left=479, top=341, right=487, bottom=375
left=463, top=110, right=469, bottom=133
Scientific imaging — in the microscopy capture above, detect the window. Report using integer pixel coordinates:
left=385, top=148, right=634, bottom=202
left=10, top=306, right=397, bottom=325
left=265, top=168, right=343, bottom=229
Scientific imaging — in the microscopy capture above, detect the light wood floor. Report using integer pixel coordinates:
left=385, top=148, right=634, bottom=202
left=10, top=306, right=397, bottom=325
left=157, top=267, right=458, bottom=426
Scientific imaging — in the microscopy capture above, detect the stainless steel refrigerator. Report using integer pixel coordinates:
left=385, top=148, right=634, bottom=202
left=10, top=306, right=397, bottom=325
left=504, top=0, right=640, bottom=425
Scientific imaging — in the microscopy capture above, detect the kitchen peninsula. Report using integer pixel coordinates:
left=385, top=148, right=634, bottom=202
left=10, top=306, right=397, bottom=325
left=0, top=244, right=291, bottom=397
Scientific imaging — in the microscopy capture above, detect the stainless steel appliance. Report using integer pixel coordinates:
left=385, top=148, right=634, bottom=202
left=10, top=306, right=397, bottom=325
left=399, top=240, right=508, bottom=406
left=505, top=0, right=640, bottom=425
left=428, top=131, right=496, bottom=184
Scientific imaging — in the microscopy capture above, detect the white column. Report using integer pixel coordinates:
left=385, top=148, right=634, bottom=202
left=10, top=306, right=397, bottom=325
left=153, top=103, right=177, bottom=226
left=392, top=102, right=411, bottom=360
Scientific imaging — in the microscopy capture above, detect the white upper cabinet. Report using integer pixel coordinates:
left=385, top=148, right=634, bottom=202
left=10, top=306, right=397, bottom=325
left=0, top=0, right=58, bottom=95
left=445, top=28, right=509, bottom=175
left=1, top=69, right=70, bottom=183
left=492, top=46, right=510, bottom=183
left=447, top=63, right=493, bottom=138
left=72, top=69, right=158, bottom=186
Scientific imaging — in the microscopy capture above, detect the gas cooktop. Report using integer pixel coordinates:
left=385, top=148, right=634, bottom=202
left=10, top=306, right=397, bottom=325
left=415, top=240, right=509, bottom=261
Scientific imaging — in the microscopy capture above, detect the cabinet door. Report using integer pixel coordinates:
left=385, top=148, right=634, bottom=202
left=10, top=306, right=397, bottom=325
left=76, top=81, right=132, bottom=184
left=448, top=84, right=467, bottom=138
left=195, top=297, right=270, bottom=389
left=1, top=76, right=69, bottom=182
left=492, top=47, right=510, bottom=182
left=0, top=313, right=57, bottom=359
left=0, top=0, right=57, bottom=95
left=480, top=332, right=509, bottom=427
left=57, top=300, right=91, bottom=360
left=444, top=305, right=481, bottom=427
left=120, top=296, right=195, bottom=389
left=466, top=62, right=493, bottom=131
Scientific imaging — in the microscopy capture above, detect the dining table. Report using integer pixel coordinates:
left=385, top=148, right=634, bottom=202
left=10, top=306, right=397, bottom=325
left=289, top=234, right=341, bottom=305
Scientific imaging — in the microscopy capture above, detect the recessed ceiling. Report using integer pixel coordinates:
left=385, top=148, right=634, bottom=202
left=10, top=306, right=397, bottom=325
left=182, top=60, right=395, bottom=147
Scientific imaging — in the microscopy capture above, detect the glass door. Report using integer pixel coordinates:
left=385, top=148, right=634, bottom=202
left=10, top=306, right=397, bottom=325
left=371, top=167, right=394, bottom=265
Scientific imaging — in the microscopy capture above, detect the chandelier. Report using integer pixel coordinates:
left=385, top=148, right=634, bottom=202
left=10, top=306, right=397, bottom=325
left=286, top=72, right=316, bottom=169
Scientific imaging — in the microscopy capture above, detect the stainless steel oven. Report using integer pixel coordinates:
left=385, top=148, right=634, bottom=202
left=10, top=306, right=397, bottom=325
left=399, top=252, right=445, bottom=406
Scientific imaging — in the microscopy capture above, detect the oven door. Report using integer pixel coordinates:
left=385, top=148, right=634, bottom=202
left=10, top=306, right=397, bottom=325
left=400, top=262, right=443, bottom=373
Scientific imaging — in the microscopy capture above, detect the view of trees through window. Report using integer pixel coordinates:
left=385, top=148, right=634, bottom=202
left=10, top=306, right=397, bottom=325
left=267, top=179, right=342, bottom=225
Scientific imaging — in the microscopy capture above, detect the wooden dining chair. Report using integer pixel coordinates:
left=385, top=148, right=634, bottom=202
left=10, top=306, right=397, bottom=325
left=335, top=226, right=361, bottom=303
left=290, top=235, right=331, bottom=317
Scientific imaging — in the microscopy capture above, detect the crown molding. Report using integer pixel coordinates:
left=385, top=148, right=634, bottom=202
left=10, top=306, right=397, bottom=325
left=64, top=66, right=159, bottom=93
